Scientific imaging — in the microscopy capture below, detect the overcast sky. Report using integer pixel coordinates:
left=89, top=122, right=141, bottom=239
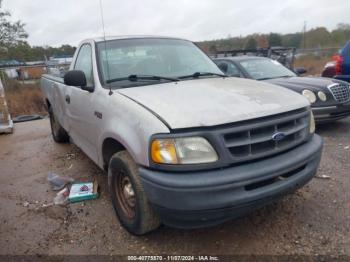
left=3, top=0, right=350, bottom=47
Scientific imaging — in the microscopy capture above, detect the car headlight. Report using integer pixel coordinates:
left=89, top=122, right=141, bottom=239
left=317, top=91, right=327, bottom=102
left=151, top=137, right=218, bottom=164
left=310, top=111, right=315, bottom=133
left=302, top=89, right=317, bottom=104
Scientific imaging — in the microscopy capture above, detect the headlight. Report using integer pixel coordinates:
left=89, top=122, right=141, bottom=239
left=151, top=137, right=218, bottom=164
left=310, top=111, right=315, bottom=133
left=317, top=91, right=327, bottom=102
left=302, top=89, right=317, bottom=104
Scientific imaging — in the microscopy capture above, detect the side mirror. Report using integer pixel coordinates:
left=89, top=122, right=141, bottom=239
left=64, top=70, right=94, bottom=92
left=64, top=70, right=87, bottom=87
left=217, top=62, right=228, bottom=74
left=295, top=67, right=307, bottom=75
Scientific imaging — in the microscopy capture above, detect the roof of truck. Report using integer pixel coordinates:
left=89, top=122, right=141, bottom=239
left=88, top=35, right=187, bottom=43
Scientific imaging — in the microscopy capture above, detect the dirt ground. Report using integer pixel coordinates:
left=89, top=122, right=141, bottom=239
left=0, top=118, right=349, bottom=256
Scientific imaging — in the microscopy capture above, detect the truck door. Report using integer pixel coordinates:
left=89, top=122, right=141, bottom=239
left=65, top=43, right=99, bottom=162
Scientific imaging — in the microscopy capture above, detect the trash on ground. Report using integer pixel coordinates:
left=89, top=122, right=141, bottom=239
left=344, top=146, right=349, bottom=150
left=66, top=153, right=76, bottom=160
left=54, top=187, right=70, bottom=205
left=48, top=172, right=74, bottom=191
left=23, top=201, right=29, bottom=207
left=69, top=180, right=99, bottom=203
left=315, top=174, right=331, bottom=179
left=42, top=203, right=54, bottom=208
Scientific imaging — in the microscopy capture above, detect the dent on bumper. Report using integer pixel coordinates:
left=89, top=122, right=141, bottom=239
left=139, top=135, right=323, bottom=227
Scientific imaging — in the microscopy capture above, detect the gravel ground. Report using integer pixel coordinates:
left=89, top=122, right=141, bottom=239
left=0, top=118, right=349, bottom=256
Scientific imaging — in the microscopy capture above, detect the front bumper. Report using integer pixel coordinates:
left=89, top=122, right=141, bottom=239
left=139, top=135, right=323, bottom=228
left=312, top=103, right=350, bottom=123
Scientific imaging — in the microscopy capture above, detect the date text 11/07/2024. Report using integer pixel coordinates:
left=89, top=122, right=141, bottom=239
left=127, top=255, right=219, bottom=261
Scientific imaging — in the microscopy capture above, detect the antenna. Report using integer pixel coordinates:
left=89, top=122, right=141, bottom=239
left=99, top=0, right=113, bottom=95
left=303, top=21, right=307, bottom=49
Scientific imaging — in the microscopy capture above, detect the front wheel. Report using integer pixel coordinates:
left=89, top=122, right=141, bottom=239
left=49, top=107, right=69, bottom=143
left=108, top=151, right=160, bottom=235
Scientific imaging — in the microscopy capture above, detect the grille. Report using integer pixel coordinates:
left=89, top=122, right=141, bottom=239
left=221, top=108, right=310, bottom=163
left=328, top=83, right=350, bottom=103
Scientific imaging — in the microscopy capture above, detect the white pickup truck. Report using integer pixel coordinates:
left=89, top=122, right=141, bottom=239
left=41, top=36, right=323, bottom=235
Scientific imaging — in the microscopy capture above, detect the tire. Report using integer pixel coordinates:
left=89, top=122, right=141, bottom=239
left=13, top=114, right=43, bottom=123
left=108, top=151, right=160, bottom=235
left=48, top=107, right=69, bottom=143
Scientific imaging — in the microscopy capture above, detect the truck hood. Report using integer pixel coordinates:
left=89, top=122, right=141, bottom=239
left=117, top=77, right=309, bottom=129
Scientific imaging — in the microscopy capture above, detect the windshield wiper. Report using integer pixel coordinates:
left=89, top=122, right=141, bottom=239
left=258, top=75, right=292, bottom=80
left=178, top=72, right=226, bottom=79
left=106, top=74, right=179, bottom=84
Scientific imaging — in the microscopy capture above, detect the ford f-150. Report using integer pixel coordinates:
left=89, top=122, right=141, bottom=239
left=41, top=36, right=323, bottom=235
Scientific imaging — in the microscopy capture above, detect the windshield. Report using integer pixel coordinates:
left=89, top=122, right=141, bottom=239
left=239, top=59, right=296, bottom=80
left=97, top=38, right=222, bottom=87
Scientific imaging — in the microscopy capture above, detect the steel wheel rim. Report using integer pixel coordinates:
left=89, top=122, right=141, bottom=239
left=115, top=169, right=136, bottom=219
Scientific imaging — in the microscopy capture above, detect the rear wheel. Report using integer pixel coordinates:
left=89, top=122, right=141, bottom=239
left=49, top=107, right=69, bottom=143
left=108, top=151, right=160, bottom=235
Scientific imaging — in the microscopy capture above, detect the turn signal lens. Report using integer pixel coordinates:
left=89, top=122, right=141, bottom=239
left=151, top=139, right=178, bottom=164
left=310, top=111, right=315, bottom=134
left=332, top=55, right=344, bottom=75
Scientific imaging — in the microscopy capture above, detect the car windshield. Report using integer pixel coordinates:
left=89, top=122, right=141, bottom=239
left=97, top=38, right=223, bottom=87
left=239, top=58, right=296, bottom=80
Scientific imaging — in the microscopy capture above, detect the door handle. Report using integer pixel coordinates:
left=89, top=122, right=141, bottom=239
left=65, top=95, right=70, bottom=104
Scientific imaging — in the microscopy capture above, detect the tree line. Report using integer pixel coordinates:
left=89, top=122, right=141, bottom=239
left=1, top=41, right=76, bottom=62
left=197, top=24, right=350, bottom=54
left=0, top=0, right=75, bottom=62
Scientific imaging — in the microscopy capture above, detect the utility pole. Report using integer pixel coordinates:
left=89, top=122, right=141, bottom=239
left=303, top=21, right=307, bottom=49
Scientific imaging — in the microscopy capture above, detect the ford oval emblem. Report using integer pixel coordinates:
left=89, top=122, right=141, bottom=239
left=272, top=132, right=286, bottom=141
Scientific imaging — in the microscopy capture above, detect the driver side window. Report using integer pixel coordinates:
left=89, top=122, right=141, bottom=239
left=74, top=44, right=94, bottom=87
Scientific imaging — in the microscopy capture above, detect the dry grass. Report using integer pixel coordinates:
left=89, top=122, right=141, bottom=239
left=2, top=79, right=47, bottom=117
left=294, top=55, right=332, bottom=76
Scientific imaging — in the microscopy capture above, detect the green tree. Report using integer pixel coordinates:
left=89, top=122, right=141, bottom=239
left=282, top=33, right=302, bottom=48
left=268, top=33, right=282, bottom=46
left=0, top=0, right=28, bottom=46
left=305, top=27, right=331, bottom=48
left=245, top=37, right=257, bottom=49
left=331, top=23, right=350, bottom=47
left=335, top=23, right=350, bottom=31
left=209, top=44, right=217, bottom=54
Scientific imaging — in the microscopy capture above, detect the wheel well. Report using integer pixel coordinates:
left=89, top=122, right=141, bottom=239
left=46, top=99, right=51, bottom=109
left=102, top=138, right=126, bottom=171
